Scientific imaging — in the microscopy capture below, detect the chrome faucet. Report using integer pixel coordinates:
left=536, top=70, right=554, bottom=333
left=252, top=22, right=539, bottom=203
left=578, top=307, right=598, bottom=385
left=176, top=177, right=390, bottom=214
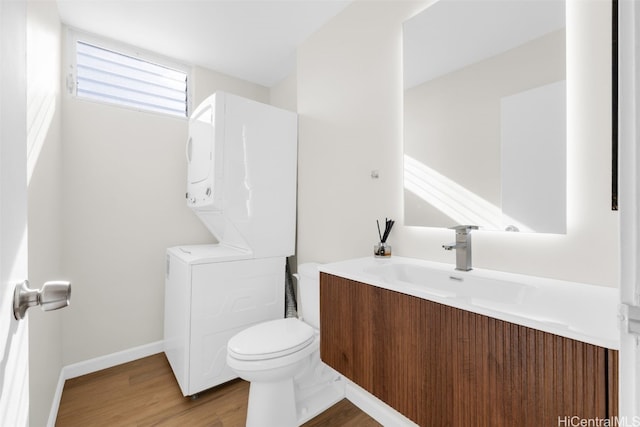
left=443, top=225, right=478, bottom=271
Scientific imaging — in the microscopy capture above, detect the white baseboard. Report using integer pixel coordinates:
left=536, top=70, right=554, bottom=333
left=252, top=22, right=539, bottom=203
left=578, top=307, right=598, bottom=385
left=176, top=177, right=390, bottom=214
left=47, top=340, right=164, bottom=426
left=345, top=380, right=418, bottom=427
left=62, top=340, right=164, bottom=380
left=46, top=371, right=65, bottom=427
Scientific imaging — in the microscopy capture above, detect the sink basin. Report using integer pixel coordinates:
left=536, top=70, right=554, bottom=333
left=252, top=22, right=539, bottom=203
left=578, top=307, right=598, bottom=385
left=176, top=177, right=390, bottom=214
left=365, top=262, right=527, bottom=304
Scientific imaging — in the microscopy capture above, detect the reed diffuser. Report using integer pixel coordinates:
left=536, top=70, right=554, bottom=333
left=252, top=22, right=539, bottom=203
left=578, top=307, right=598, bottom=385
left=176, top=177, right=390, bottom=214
left=374, top=218, right=395, bottom=257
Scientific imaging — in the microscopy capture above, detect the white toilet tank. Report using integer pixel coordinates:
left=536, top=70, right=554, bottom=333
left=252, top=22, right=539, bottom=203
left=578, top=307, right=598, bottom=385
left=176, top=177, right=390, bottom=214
left=297, top=263, right=320, bottom=329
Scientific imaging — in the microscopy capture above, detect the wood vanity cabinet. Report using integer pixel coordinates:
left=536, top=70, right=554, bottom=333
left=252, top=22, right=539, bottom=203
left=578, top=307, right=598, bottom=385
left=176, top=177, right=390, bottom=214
left=320, top=273, right=619, bottom=427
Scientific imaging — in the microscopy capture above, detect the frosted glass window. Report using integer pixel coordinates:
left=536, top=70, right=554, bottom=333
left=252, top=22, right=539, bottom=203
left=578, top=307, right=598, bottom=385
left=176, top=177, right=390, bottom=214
left=75, top=41, right=188, bottom=117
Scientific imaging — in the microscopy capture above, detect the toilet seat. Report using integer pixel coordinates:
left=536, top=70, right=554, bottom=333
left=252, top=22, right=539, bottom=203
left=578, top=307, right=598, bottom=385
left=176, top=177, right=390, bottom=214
left=227, top=318, right=315, bottom=361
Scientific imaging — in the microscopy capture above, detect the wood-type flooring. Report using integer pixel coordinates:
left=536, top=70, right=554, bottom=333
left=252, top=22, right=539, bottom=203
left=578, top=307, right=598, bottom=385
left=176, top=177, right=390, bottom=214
left=55, top=353, right=382, bottom=427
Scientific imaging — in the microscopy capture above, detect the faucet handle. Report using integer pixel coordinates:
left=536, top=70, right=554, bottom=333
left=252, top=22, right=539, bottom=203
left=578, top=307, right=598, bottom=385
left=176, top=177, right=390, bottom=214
left=449, top=225, right=478, bottom=233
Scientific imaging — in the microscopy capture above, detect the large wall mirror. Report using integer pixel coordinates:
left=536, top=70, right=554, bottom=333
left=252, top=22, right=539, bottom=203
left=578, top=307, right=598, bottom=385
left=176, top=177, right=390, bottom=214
left=403, top=0, right=567, bottom=233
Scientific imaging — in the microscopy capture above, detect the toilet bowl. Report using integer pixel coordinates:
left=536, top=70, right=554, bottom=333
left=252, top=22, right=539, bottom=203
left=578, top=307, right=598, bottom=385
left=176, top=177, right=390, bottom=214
left=226, top=263, right=344, bottom=427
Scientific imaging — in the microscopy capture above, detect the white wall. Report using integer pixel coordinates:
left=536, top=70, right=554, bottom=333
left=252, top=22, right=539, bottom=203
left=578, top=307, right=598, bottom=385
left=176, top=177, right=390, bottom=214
left=60, top=48, right=270, bottom=364
left=296, top=0, right=618, bottom=287
left=191, top=65, right=270, bottom=110
left=26, top=1, right=64, bottom=425
left=270, top=70, right=298, bottom=112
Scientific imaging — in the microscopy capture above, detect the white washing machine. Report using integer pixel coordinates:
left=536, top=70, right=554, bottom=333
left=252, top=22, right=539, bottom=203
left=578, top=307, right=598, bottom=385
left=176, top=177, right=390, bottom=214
left=164, top=244, right=285, bottom=396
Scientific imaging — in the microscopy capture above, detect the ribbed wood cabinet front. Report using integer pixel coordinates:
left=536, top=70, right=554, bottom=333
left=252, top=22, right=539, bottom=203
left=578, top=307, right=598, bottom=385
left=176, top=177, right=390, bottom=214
left=320, top=273, right=618, bottom=427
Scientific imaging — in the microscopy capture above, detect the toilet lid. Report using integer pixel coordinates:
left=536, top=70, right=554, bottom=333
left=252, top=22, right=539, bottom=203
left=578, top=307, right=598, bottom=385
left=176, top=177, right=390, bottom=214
left=228, top=318, right=315, bottom=361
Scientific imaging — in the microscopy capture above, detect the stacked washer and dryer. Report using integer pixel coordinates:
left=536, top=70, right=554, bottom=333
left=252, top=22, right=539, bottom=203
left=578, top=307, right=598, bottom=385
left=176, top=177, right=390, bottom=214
left=163, top=92, right=343, bottom=426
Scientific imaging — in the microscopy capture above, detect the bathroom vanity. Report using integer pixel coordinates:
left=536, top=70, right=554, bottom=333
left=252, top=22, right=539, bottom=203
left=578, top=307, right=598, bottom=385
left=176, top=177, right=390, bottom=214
left=319, top=257, right=619, bottom=426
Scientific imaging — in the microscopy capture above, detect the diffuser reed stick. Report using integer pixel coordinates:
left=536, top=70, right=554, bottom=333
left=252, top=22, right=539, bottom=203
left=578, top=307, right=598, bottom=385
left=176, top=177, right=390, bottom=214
left=380, top=218, right=394, bottom=243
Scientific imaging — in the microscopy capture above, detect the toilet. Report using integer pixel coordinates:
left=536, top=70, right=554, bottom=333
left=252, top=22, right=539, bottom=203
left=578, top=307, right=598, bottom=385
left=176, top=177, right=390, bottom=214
left=226, top=263, right=344, bottom=427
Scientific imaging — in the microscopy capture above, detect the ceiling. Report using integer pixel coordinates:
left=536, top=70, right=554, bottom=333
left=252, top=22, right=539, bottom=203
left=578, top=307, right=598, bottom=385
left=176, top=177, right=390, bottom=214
left=56, top=0, right=351, bottom=88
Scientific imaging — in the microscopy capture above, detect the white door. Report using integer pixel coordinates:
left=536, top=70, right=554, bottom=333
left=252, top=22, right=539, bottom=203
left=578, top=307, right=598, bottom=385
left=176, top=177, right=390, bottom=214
left=619, top=0, right=640, bottom=419
left=0, top=0, right=29, bottom=425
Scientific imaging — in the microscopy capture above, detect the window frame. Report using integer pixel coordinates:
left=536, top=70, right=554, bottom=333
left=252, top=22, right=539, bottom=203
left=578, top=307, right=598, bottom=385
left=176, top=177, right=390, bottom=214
left=66, top=28, right=192, bottom=118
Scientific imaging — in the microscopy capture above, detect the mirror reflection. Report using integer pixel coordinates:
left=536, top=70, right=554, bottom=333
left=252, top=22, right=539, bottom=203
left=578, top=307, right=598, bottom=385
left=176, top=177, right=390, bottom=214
left=403, top=0, right=566, bottom=233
